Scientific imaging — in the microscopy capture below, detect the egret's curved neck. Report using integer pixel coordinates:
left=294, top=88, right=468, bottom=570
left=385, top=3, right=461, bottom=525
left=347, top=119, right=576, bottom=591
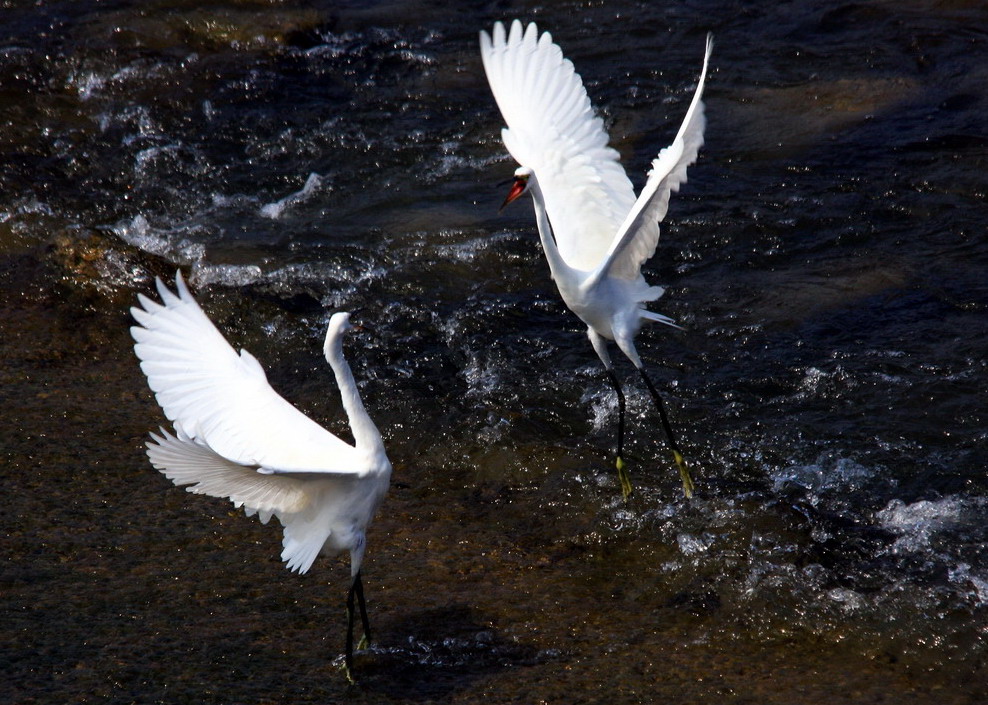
left=324, top=332, right=383, bottom=454
left=528, top=175, right=570, bottom=280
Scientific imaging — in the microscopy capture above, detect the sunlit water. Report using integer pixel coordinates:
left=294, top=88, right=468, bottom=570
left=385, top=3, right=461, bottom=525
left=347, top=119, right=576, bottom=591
left=3, top=1, right=986, bottom=702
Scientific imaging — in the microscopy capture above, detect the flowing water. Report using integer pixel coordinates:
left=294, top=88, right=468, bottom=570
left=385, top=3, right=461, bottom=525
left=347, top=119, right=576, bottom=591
left=2, top=1, right=987, bottom=703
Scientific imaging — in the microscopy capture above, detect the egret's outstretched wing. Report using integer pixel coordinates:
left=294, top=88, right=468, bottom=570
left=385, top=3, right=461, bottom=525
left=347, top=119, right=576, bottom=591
left=146, top=427, right=313, bottom=514
left=131, top=272, right=360, bottom=475
left=480, top=20, right=636, bottom=272
left=591, top=34, right=712, bottom=285
left=147, top=427, right=362, bottom=574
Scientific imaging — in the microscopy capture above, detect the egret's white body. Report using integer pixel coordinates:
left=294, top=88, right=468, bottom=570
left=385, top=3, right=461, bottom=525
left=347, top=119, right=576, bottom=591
left=480, top=21, right=713, bottom=497
left=130, top=272, right=391, bottom=678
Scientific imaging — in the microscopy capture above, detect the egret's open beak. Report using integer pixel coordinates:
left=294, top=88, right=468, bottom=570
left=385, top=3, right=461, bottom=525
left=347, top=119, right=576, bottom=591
left=498, top=176, right=528, bottom=213
left=344, top=309, right=373, bottom=334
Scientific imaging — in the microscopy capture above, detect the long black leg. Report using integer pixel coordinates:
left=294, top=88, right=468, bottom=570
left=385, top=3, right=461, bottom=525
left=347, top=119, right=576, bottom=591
left=605, top=370, right=626, bottom=460
left=637, top=366, right=694, bottom=498
left=605, top=369, right=633, bottom=499
left=344, top=577, right=357, bottom=682
left=354, top=572, right=371, bottom=649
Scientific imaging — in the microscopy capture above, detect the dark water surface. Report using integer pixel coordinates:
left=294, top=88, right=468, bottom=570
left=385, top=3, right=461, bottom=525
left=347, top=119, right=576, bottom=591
left=3, top=1, right=987, bottom=702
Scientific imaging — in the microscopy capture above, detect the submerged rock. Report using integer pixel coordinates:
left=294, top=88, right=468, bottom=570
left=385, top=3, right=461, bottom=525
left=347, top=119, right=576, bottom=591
left=83, top=1, right=328, bottom=53
left=48, top=227, right=176, bottom=306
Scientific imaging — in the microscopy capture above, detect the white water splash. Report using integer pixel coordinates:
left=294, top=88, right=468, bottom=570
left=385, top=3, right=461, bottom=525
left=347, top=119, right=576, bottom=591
left=462, top=351, right=501, bottom=401
left=259, top=172, right=323, bottom=219
left=771, top=455, right=874, bottom=505
left=948, top=563, right=988, bottom=605
left=877, top=496, right=970, bottom=554
left=582, top=384, right=616, bottom=432
left=190, top=263, right=263, bottom=288
left=677, top=532, right=714, bottom=556
left=112, top=214, right=205, bottom=263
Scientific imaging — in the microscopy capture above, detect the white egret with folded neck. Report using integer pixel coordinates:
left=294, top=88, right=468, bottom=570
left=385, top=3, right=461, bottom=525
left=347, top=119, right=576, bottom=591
left=480, top=20, right=713, bottom=499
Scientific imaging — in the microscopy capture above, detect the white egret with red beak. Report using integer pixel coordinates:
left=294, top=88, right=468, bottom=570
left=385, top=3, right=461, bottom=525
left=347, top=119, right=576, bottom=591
left=480, top=20, right=712, bottom=498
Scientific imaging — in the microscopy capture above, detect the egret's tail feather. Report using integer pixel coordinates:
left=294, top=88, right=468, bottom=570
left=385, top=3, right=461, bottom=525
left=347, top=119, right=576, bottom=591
left=281, top=511, right=334, bottom=574
left=641, top=310, right=683, bottom=330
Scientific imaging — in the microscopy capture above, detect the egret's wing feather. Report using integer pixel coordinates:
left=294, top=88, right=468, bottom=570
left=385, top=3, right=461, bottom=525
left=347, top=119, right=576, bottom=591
left=147, top=427, right=312, bottom=514
left=480, top=20, right=635, bottom=271
left=131, top=272, right=361, bottom=475
left=592, top=35, right=712, bottom=284
left=148, top=428, right=349, bottom=575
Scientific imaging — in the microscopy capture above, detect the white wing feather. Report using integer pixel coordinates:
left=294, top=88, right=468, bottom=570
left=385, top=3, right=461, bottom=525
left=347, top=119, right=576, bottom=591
left=480, top=20, right=636, bottom=272
left=146, top=426, right=359, bottom=573
left=146, top=427, right=312, bottom=514
left=592, top=34, right=713, bottom=284
left=131, top=273, right=360, bottom=476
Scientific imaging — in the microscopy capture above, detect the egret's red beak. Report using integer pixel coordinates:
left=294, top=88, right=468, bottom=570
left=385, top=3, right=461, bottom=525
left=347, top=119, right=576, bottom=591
left=499, top=176, right=528, bottom=212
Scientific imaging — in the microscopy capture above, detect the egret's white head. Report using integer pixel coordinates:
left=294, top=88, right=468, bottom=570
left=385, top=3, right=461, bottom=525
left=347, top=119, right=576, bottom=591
left=328, top=311, right=353, bottom=333
left=500, top=166, right=533, bottom=211
left=324, top=312, right=359, bottom=365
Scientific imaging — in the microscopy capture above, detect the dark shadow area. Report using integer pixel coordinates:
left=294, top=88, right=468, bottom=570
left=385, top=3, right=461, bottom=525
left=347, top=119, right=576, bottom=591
left=354, top=604, right=553, bottom=700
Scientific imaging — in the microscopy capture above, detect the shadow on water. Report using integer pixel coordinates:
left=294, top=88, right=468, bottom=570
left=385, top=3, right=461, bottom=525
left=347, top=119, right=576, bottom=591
left=356, top=604, right=548, bottom=700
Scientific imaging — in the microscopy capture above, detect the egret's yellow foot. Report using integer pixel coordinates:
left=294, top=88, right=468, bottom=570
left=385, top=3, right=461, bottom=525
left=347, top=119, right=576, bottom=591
left=357, top=634, right=370, bottom=651
left=340, top=661, right=357, bottom=685
left=673, top=450, right=694, bottom=499
left=616, top=456, right=633, bottom=499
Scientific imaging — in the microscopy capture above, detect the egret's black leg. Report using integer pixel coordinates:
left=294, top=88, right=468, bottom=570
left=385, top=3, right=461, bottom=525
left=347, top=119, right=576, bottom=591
left=344, top=578, right=357, bottom=683
left=354, top=572, right=371, bottom=650
left=637, top=367, right=694, bottom=498
left=605, top=369, right=633, bottom=499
